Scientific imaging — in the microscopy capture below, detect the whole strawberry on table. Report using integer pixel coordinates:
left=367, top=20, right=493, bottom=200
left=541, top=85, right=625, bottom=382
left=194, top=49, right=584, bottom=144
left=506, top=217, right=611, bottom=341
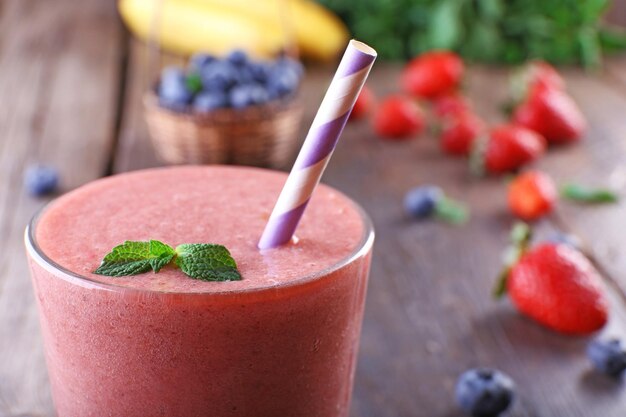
left=495, top=223, right=609, bottom=335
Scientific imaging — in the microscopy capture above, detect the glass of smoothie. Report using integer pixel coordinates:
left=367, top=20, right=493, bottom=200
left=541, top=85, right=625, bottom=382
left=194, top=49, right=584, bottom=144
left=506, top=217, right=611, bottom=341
left=25, top=165, right=373, bottom=417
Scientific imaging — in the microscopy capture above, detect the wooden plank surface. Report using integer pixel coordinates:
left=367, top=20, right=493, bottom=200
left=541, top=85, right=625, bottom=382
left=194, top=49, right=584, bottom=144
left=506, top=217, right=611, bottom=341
left=2, top=3, right=626, bottom=415
left=0, top=0, right=123, bottom=415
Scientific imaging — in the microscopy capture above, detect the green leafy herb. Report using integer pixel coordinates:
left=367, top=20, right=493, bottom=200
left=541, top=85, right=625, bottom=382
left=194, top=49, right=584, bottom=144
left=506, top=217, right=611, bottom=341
left=319, top=0, right=626, bottom=65
left=561, top=183, right=618, bottom=203
left=95, top=240, right=241, bottom=281
left=148, top=240, right=176, bottom=273
left=185, top=73, right=203, bottom=93
left=434, top=197, right=470, bottom=225
left=175, top=244, right=241, bottom=282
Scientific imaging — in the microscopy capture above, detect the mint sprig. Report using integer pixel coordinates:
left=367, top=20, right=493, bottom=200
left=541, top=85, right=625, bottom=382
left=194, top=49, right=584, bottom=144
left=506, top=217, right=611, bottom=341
left=561, top=183, right=618, bottom=204
left=434, top=197, right=470, bottom=225
left=94, top=240, right=241, bottom=282
left=175, top=244, right=241, bottom=281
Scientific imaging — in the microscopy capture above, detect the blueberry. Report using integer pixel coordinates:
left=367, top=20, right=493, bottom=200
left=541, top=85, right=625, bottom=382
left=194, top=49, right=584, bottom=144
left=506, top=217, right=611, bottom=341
left=546, top=232, right=583, bottom=251
left=24, top=165, right=59, bottom=196
left=193, top=91, right=229, bottom=112
left=404, top=186, right=443, bottom=218
left=587, top=338, right=626, bottom=377
left=189, top=53, right=216, bottom=71
left=200, top=61, right=239, bottom=92
left=158, top=66, right=192, bottom=110
left=230, top=84, right=270, bottom=109
left=267, top=64, right=300, bottom=98
left=248, top=62, right=271, bottom=84
left=226, top=49, right=249, bottom=66
left=276, top=56, right=304, bottom=77
left=455, top=368, right=515, bottom=417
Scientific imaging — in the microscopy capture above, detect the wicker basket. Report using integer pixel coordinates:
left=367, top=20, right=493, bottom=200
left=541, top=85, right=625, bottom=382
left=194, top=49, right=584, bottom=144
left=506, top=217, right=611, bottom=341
left=144, top=91, right=304, bottom=168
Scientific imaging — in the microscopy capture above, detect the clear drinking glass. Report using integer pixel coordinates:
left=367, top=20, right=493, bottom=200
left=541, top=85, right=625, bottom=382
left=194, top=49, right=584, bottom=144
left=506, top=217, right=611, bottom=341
left=25, top=167, right=374, bottom=417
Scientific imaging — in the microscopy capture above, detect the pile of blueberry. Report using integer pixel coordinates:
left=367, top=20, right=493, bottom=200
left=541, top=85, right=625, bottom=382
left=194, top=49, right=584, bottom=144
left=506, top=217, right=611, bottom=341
left=157, top=50, right=303, bottom=112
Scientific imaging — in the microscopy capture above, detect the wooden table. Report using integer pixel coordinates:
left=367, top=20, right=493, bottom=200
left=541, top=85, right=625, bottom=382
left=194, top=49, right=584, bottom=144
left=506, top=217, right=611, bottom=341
left=2, top=1, right=626, bottom=416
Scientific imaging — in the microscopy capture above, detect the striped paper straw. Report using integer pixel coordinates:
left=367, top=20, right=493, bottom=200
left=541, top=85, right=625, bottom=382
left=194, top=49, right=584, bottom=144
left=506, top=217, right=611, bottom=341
left=258, top=40, right=377, bottom=249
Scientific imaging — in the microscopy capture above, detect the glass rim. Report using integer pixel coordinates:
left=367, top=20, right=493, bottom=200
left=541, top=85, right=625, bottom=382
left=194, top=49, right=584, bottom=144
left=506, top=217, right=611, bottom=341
left=25, top=186, right=375, bottom=296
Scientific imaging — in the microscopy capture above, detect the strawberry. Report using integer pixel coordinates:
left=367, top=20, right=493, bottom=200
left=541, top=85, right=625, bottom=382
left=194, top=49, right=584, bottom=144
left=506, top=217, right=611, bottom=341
left=495, top=223, right=609, bottom=335
left=349, top=86, right=375, bottom=121
left=474, top=124, right=546, bottom=174
left=440, top=112, right=485, bottom=156
left=433, top=93, right=471, bottom=119
left=373, top=95, right=424, bottom=140
left=511, top=61, right=565, bottom=101
left=401, top=51, right=464, bottom=100
left=507, top=171, right=558, bottom=220
left=513, top=86, right=586, bottom=144
left=525, top=61, right=565, bottom=92
left=509, top=243, right=608, bottom=334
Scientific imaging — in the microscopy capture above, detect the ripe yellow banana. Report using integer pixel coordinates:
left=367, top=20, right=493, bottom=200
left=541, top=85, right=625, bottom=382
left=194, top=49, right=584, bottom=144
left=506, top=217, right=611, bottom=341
left=118, top=0, right=287, bottom=58
left=189, top=0, right=349, bottom=61
left=118, top=0, right=349, bottom=61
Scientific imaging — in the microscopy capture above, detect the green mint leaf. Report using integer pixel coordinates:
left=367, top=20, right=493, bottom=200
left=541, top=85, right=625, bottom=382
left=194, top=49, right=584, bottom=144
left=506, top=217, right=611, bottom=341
left=95, top=240, right=176, bottom=277
left=175, top=244, right=241, bottom=282
left=148, top=240, right=176, bottom=273
left=185, top=72, right=203, bottom=93
left=561, top=183, right=618, bottom=203
left=434, top=197, right=470, bottom=225
left=94, top=241, right=153, bottom=276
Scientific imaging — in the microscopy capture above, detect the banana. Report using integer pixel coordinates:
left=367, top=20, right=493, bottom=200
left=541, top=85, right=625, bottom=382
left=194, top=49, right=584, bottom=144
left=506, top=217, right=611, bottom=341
left=118, top=0, right=349, bottom=61
left=189, top=0, right=349, bottom=61
left=118, top=0, right=287, bottom=58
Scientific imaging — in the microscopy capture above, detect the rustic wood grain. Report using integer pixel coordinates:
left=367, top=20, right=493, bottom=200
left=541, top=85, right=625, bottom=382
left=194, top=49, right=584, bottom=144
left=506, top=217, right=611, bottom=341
left=0, top=0, right=123, bottom=415
left=327, top=64, right=626, bottom=417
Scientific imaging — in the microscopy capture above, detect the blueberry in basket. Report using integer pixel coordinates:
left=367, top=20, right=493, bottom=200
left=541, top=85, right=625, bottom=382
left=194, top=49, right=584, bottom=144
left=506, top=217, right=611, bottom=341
left=157, top=49, right=304, bottom=112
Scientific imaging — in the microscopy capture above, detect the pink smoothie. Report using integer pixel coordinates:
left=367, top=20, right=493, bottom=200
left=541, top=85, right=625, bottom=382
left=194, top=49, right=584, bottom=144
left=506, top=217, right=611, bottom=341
left=26, top=166, right=373, bottom=417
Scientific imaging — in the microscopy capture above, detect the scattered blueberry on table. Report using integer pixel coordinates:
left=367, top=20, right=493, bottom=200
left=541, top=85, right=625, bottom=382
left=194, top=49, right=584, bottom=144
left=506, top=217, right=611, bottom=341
left=587, top=338, right=626, bottom=378
left=24, top=165, right=59, bottom=196
left=455, top=368, right=515, bottom=417
left=404, top=185, right=470, bottom=224
left=404, top=185, right=443, bottom=218
left=157, top=49, right=303, bottom=112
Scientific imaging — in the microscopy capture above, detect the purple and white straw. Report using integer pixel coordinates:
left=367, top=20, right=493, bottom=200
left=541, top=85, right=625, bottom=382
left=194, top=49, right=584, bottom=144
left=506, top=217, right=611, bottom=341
left=258, top=40, right=377, bottom=249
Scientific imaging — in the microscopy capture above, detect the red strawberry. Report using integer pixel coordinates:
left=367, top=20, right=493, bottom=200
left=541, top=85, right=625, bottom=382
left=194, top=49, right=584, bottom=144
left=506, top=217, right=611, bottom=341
left=508, top=61, right=565, bottom=107
left=513, top=86, right=586, bottom=144
left=350, top=86, right=375, bottom=121
left=507, top=242, right=608, bottom=334
left=433, top=93, right=471, bottom=119
left=526, top=61, right=565, bottom=91
left=401, top=51, right=464, bottom=100
left=373, top=95, right=424, bottom=140
left=440, top=112, right=485, bottom=156
left=507, top=171, right=558, bottom=220
left=520, top=61, right=565, bottom=94
left=480, top=124, right=546, bottom=174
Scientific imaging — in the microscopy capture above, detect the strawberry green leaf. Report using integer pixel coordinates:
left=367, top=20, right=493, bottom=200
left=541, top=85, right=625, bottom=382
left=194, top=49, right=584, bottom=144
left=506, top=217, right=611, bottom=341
left=494, top=222, right=532, bottom=299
